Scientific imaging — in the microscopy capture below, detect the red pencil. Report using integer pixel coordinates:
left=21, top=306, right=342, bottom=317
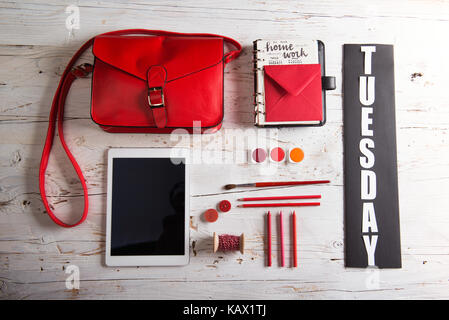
left=239, top=195, right=321, bottom=201
left=238, top=202, right=320, bottom=208
left=279, top=211, right=285, bottom=267
left=267, top=211, right=272, bottom=267
left=292, top=211, right=297, bottom=268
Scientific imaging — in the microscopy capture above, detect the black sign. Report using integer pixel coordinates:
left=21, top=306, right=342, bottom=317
left=343, top=44, right=401, bottom=268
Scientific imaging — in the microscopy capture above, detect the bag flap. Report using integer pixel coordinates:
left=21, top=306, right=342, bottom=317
left=92, top=35, right=224, bottom=82
left=264, top=64, right=321, bottom=96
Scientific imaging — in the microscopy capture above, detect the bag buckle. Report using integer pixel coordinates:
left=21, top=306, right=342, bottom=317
left=147, top=86, right=165, bottom=108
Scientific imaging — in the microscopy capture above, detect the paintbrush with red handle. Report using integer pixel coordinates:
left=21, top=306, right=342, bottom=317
left=224, top=180, right=330, bottom=190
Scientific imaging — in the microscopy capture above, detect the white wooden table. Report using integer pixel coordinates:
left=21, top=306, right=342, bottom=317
left=1, top=0, right=448, bottom=300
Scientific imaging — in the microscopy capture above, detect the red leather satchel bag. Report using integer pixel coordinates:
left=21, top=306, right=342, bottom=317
left=40, top=29, right=242, bottom=227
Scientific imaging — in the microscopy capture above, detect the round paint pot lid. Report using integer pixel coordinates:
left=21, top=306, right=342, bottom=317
left=252, top=148, right=267, bottom=163
left=204, top=209, right=219, bottom=223
left=289, top=147, right=304, bottom=163
left=218, top=200, right=231, bottom=212
left=270, top=147, right=286, bottom=162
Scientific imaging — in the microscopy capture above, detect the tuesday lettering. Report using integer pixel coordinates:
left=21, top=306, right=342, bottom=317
left=359, top=46, right=379, bottom=267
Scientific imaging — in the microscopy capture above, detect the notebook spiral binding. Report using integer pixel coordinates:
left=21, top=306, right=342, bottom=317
left=252, top=42, right=264, bottom=126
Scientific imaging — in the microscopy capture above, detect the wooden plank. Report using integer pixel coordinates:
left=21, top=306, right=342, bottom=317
left=1, top=1, right=449, bottom=46
left=3, top=272, right=449, bottom=300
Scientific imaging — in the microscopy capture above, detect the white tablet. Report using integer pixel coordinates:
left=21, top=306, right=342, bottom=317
left=105, top=148, right=190, bottom=266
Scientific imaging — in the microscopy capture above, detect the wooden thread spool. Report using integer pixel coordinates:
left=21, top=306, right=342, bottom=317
left=213, top=232, right=245, bottom=254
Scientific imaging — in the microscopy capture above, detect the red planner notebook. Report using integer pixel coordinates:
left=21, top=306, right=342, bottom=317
left=263, top=64, right=323, bottom=122
left=253, top=39, right=333, bottom=127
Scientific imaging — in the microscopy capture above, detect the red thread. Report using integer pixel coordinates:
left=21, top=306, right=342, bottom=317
left=218, top=234, right=241, bottom=251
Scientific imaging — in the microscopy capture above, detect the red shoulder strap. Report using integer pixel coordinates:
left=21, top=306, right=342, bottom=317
left=39, top=30, right=241, bottom=227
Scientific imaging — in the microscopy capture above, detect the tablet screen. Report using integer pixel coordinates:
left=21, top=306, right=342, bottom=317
left=111, top=157, right=185, bottom=256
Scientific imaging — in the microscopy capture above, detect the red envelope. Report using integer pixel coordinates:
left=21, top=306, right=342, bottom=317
left=263, top=64, right=323, bottom=122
